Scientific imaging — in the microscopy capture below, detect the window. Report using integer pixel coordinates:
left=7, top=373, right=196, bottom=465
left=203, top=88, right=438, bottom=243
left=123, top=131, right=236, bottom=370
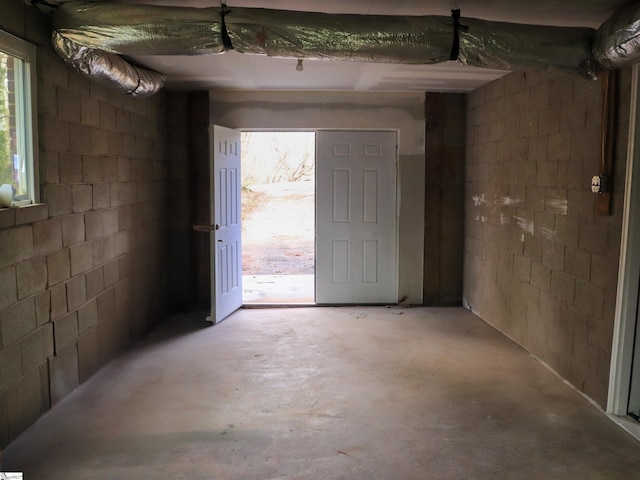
left=0, top=29, right=37, bottom=207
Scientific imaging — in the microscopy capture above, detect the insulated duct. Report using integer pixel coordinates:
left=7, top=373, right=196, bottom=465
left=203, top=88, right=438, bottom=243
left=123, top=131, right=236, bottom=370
left=52, top=31, right=165, bottom=97
left=54, top=3, right=225, bottom=55
left=457, top=19, right=595, bottom=77
left=50, top=1, right=640, bottom=95
left=53, top=2, right=597, bottom=77
left=593, top=2, right=640, bottom=69
left=53, top=2, right=453, bottom=63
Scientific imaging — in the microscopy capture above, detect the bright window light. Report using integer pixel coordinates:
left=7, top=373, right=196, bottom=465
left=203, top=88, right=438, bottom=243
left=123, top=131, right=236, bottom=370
left=0, top=29, right=37, bottom=207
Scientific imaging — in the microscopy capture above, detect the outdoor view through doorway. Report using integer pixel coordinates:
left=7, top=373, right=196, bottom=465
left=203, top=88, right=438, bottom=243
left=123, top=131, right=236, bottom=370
left=241, top=131, right=316, bottom=304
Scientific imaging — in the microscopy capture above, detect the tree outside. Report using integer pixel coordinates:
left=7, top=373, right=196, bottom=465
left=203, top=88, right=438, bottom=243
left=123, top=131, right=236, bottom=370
left=241, top=132, right=315, bottom=278
left=241, top=131, right=314, bottom=187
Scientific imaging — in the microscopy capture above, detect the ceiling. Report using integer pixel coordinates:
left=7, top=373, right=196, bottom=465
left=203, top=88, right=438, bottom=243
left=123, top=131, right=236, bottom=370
left=126, top=0, right=634, bottom=92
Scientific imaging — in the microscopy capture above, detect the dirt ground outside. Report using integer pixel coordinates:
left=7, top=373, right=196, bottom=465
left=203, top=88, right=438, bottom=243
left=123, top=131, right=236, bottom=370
left=241, top=180, right=314, bottom=275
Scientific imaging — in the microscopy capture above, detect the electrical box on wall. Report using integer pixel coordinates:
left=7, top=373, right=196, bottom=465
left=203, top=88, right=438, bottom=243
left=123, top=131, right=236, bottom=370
left=591, top=175, right=610, bottom=194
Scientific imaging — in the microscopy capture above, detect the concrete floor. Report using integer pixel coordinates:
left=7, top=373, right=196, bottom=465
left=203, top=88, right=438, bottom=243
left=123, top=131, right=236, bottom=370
left=243, top=274, right=315, bottom=304
left=4, top=307, right=640, bottom=479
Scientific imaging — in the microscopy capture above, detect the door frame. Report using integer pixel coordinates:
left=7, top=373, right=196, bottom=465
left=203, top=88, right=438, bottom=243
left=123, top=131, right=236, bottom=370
left=239, top=129, right=317, bottom=305
left=607, top=64, right=640, bottom=435
left=239, top=127, right=401, bottom=304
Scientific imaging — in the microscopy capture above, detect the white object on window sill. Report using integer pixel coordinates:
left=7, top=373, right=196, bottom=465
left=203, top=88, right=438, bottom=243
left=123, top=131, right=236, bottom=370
left=0, top=184, right=14, bottom=208
left=0, top=185, right=31, bottom=207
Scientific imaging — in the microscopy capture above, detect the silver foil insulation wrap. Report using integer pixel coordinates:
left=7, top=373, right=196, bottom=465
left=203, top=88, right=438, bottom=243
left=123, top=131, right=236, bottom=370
left=593, top=3, right=640, bottom=70
left=52, top=31, right=165, bottom=97
left=459, top=18, right=596, bottom=79
left=51, top=1, right=640, bottom=95
left=54, top=2, right=225, bottom=55
left=53, top=2, right=595, bottom=73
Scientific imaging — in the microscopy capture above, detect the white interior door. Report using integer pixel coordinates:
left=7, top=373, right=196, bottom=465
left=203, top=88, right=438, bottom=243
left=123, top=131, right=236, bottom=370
left=209, top=125, right=242, bottom=323
left=316, top=130, right=397, bottom=304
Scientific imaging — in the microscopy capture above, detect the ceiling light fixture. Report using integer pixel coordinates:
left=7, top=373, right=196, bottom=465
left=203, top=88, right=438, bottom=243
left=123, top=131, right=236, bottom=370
left=296, top=59, right=304, bottom=72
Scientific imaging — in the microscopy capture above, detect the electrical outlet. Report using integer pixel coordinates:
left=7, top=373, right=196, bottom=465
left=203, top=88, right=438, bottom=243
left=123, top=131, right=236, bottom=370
left=591, top=175, right=609, bottom=194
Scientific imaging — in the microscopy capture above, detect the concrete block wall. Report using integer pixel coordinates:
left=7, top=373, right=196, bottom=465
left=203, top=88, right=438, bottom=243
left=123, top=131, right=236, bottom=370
left=464, top=69, right=630, bottom=407
left=164, top=91, right=211, bottom=312
left=188, top=92, right=212, bottom=310
left=0, top=0, right=169, bottom=448
left=424, top=93, right=466, bottom=305
left=165, top=92, right=191, bottom=311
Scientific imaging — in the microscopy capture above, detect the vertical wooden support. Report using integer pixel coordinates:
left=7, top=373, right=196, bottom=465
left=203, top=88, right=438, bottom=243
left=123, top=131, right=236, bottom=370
left=597, top=70, right=617, bottom=215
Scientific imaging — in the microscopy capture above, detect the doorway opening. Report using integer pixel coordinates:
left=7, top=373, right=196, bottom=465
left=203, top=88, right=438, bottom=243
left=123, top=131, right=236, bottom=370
left=241, top=131, right=316, bottom=304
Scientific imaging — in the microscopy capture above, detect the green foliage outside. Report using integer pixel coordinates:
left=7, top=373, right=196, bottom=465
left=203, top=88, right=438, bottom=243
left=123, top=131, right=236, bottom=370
left=0, top=52, right=12, bottom=187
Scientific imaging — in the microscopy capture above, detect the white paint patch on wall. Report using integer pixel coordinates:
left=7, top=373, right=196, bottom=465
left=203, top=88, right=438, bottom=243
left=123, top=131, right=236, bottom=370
left=470, top=193, right=560, bottom=239
left=471, top=194, right=522, bottom=228
left=539, top=227, right=556, bottom=241
left=471, top=194, right=522, bottom=209
left=515, top=216, right=535, bottom=235
left=470, top=193, right=558, bottom=238
left=472, top=194, right=488, bottom=207
left=498, top=196, right=522, bottom=207
left=546, top=198, right=569, bottom=215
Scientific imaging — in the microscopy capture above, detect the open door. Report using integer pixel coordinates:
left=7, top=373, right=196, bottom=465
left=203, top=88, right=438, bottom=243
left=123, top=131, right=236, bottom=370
left=316, top=130, right=398, bottom=304
left=208, top=125, right=243, bottom=324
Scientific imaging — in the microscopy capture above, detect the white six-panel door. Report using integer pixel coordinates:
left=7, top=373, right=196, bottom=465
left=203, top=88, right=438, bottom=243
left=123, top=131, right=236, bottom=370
left=209, top=125, right=242, bottom=323
left=316, top=131, right=397, bottom=304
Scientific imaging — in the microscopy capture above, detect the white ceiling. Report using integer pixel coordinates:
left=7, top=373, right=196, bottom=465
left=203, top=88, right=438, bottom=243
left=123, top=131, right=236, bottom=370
left=127, top=0, right=633, bottom=92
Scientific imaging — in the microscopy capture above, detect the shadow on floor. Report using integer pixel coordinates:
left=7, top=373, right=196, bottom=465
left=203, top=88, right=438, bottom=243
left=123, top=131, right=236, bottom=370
left=137, top=311, right=213, bottom=348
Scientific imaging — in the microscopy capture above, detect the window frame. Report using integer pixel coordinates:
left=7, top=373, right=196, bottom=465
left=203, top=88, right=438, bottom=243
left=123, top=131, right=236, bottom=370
left=0, top=29, right=38, bottom=207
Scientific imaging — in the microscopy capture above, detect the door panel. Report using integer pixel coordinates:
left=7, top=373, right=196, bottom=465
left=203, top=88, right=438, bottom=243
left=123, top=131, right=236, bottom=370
left=316, top=131, right=397, bottom=304
left=209, top=125, right=242, bottom=323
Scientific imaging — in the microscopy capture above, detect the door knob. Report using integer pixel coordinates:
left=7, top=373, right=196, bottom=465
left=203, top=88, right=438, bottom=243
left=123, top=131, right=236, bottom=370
left=212, top=224, right=220, bottom=231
